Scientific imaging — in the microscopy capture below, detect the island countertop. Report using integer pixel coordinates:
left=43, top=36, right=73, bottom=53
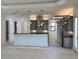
left=13, top=33, right=48, bottom=47
left=13, top=33, right=48, bottom=34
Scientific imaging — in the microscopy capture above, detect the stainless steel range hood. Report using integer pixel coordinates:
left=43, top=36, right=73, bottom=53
left=37, top=15, right=43, bottom=27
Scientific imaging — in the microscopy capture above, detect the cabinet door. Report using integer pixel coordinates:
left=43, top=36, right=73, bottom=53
left=30, top=20, right=37, bottom=30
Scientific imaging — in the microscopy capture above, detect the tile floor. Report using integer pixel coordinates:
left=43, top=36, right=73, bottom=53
left=1, top=45, right=78, bottom=59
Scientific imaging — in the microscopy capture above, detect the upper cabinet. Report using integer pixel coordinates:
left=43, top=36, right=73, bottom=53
left=30, top=15, right=49, bottom=33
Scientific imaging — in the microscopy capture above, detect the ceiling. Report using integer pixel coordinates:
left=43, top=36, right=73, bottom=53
left=1, top=0, right=78, bottom=16
left=2, top=0, right=59, bottom=5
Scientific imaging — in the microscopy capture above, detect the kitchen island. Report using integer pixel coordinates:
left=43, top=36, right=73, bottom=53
left=13, top=33, right=48, bottom=47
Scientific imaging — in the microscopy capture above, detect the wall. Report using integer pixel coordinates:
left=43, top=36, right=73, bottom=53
left=1, top=14, right=6, bottom=44
left=73, top=17, right=78, bottom=52
left=8, top=17, right=14, bottom=43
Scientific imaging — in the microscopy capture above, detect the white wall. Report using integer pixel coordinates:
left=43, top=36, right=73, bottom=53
left=23, top=21, right=28, bottom=33
left=16, top=16, right=30, bottom=33
left=1, top=14, right=6, bottom=44
left=17, top=21, right=22, bottom=33
left=8, top=17, right=14, bottom=43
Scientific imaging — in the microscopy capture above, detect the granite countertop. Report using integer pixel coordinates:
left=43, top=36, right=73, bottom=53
left=13, top=33, right=48, bottom=34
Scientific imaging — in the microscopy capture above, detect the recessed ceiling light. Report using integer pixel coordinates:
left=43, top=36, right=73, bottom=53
left=28, top=10, right=31, bottom=12
left=40, top=10, right=44, bottom=12
left=12, top=12, right=16, bottom=15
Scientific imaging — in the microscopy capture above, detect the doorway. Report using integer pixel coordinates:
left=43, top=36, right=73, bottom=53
left=6, top=21, right=9, bottom=42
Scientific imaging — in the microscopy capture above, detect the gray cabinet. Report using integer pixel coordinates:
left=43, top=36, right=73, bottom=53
left=30, top=20, right=48, bottom=33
